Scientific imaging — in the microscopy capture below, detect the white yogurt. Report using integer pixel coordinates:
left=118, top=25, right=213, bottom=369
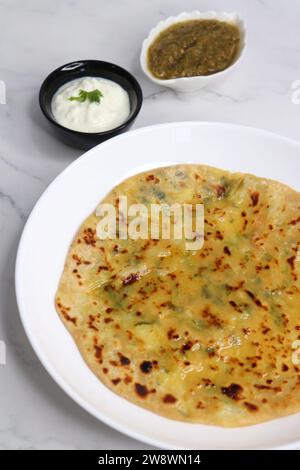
left=51, top=77, right=130, bottom=133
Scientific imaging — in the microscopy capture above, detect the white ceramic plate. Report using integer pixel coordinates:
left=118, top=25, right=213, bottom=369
left=15, top=122, right=300, bottom=450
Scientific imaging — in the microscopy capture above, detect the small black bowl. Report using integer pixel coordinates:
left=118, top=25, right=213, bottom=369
left=39, top=60, right=143, bottom=150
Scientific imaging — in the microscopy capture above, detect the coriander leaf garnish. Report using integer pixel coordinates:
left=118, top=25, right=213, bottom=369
left=69, top=89, right=103, bottom=104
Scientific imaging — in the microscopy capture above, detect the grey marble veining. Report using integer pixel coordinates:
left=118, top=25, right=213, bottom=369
left=0, top=0, right=300, bottom=450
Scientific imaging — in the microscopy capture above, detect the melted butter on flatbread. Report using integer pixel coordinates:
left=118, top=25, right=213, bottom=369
left=56, top=165, right=300, bottom=426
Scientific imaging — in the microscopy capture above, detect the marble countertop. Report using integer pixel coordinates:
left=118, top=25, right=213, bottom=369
left=1, top=0, right=300, bottom=450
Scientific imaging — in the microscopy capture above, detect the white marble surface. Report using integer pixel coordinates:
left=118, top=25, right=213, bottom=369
left=0, top=0, right=300, bottom=450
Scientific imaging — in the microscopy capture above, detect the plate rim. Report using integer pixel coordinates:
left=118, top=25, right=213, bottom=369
left=15, top=121, right=300, bottom=450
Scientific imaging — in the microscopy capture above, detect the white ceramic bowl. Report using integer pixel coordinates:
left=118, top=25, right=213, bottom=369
left=140, top=11, right=246, bottom=93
